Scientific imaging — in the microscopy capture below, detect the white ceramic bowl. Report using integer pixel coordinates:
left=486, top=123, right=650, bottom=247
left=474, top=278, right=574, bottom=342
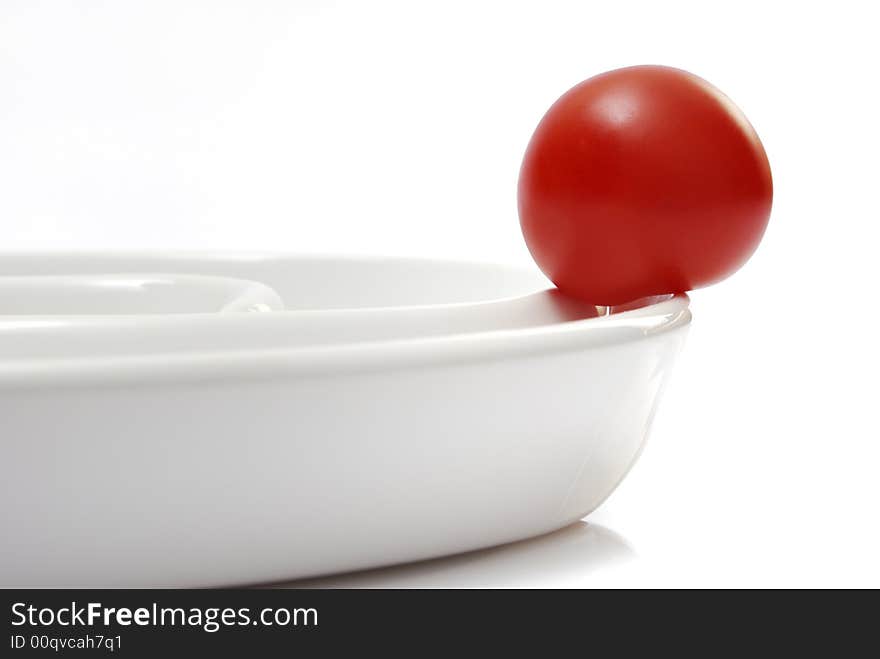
left=0, top=252, right=690, bottom=587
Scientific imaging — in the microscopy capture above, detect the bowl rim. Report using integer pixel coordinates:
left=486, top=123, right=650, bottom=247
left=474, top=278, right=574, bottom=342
left=0, top=251, right=691, bottom=386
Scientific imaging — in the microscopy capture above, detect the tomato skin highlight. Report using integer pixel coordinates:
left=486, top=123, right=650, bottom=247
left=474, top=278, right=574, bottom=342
left=518, top=65, right=773, bottom=306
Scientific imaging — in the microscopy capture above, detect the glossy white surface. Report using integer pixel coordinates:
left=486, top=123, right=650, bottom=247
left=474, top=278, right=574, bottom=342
left=285, top=522, right=634, bottom=588
left=0, top=254, right=685, bottom=366
left=0, top=253, right=688, bottom=587
left=0, top=273, right=283, bottom=316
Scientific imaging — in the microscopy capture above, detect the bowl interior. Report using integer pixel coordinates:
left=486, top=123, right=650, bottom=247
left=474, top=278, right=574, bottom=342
left=0, top=273, right=283, bottom=315
left=0, top=253, right=551, bottom=310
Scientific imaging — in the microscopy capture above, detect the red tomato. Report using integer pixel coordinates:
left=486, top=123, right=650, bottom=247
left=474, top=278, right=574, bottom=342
left=518, top=65, right=773, bottom=306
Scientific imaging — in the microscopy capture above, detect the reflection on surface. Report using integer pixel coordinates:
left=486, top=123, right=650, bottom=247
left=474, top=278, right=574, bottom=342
left=273, top=522, right=634, bottom=589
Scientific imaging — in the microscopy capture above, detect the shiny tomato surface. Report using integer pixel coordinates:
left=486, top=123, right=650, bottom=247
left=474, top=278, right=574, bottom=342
left=518, top=65, right=772, bottom=305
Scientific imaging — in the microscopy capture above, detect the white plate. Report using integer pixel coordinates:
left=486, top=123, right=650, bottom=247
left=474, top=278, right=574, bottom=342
left=0, top=252, right=690, bottom=587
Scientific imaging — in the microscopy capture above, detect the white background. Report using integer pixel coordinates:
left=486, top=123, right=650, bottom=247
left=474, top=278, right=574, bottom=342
left=2, top=1, right=878, bottom=587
